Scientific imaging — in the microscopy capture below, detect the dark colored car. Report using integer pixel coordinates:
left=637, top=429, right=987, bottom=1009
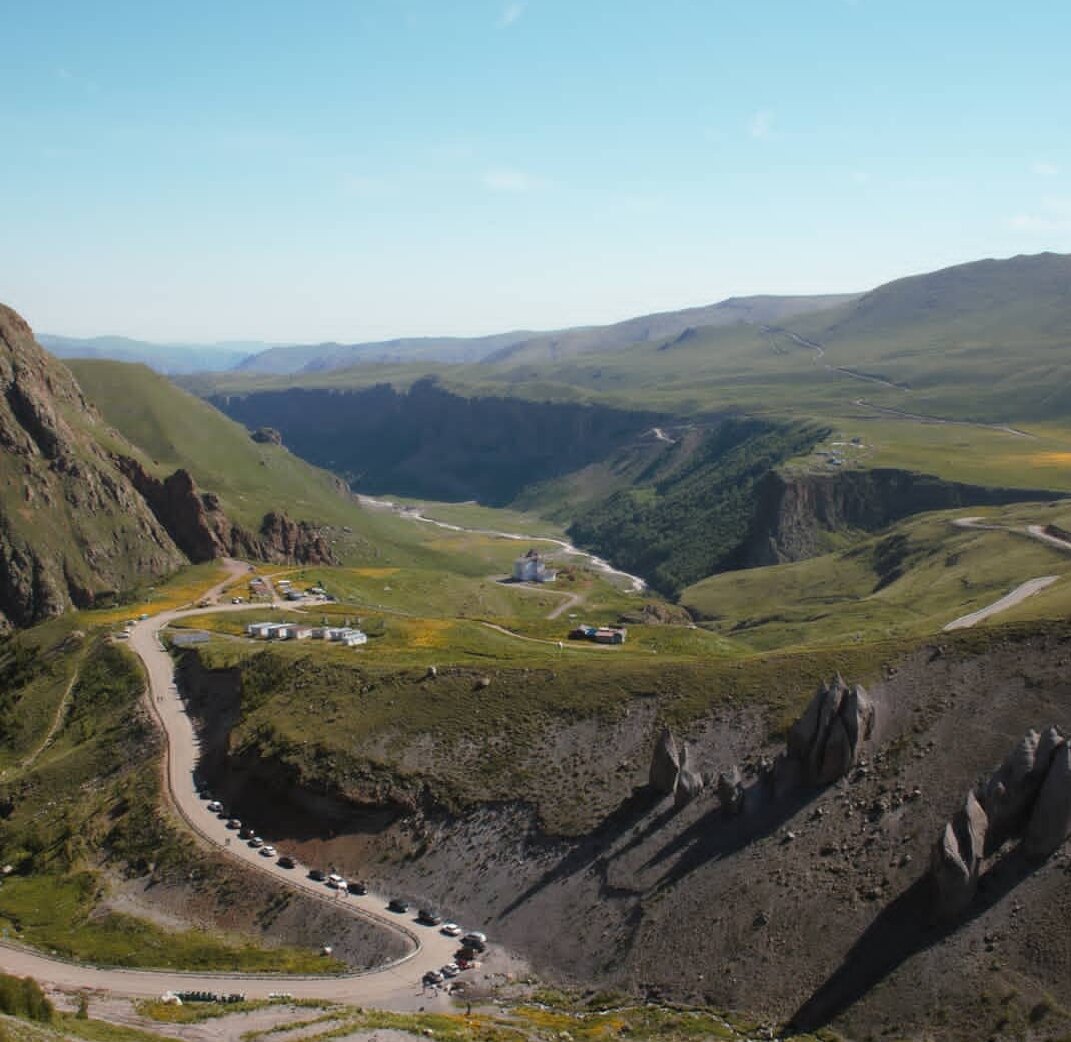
left=238, top=826, right=254, bottom=839
left=417, top=908, right=442, bottom=926
left=277, top=855, right=295, bottom=869
left=225, top=819, right=241, bottom=830
left=388, top=898, right=410, bottom=913
left=308, top=868, right=326, bottom=882
left=347, top=880, right=367, bottom=895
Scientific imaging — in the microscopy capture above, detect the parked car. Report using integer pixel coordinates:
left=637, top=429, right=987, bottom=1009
left=417, top=908, right=442, bottom=926
left=260, top=845, right=276, bottom=857
left=277, top=855, right=295, bottom=869
left=462, top=931, right=487, bottom=949
left=422, top=970, right=444, bottom=986
left=248, top=836, right=263, bottom=848
left=346, top=880, right=368, bottom=895
left=225, top=819, right=241, bottom=830
left=308, top=868, right=326, bottom=882
left=238, top=826, right=254, bottom=839
left=207, top=800, right=223, bottom=813
left=327, top=873, right=345, bottom=889
left=440, top=922, right=462, bottom=937
left=441, top=963, right=460, bottom=978
left=388, top=898, right=410, bottom=913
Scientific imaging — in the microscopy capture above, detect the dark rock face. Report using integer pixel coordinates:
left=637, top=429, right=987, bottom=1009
left=786, top=675, right=876, bottom=786
left=259, top=512, right=334, bottom=565
left=0, top=305, right=186, bottom=628
left=116, top=457, right=248, bottom=563
left=211, top=379, right=664, bottom=506
left=118, top=457, right=335, bottom=567
left=649, top=727, right=680, bottom=795
left=739, top=469, right=1063, bottom=567
left=250, top=426, right=283, bottom=445
left=931, top=726, right=1071, bottom=916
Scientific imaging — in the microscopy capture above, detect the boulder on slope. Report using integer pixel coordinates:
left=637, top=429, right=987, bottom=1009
left=649, top=727, right=680, bottom=795
left=932, top=789, right=989, bottom=917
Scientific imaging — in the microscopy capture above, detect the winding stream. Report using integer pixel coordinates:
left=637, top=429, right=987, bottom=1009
left=356, top=494, right=647, bottom=592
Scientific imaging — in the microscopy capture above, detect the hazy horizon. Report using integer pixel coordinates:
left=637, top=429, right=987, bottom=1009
left=4, top=0, right=1070, bottom=342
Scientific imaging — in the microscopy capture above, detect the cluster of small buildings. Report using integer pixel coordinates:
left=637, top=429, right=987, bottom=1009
left=245, top=622, right=368, bottom=647
left=274, top=579, right=329, bottom=602
left=512, top=549, right=557, bottom=583
left=568, top=624, right=628, bottom=645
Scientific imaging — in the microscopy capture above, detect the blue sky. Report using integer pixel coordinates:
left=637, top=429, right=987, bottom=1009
left=2, top=0, right=1070, bottom=342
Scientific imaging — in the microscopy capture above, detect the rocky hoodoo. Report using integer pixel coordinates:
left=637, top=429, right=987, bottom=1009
left=0, top=305, right=187, bottom=628
left=716, top=766, right=745, bottom=815
left=931, top=726, right=1071, bottom=916
left=649, top=728, right=680, bottom=795
left=673, top=744, right=705, bottom=809
left=785, top=675, right=876, bottom=786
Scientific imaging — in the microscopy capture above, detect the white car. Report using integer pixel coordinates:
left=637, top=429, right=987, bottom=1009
left=440, top=922, right=462, bottom=937
left=207, top=801, right=223, bottom=813
left=441, top=963, right=460, bottom=978
left=327, top=873, right=345, bottom=888
left=260, top=845, right=276, bottom=857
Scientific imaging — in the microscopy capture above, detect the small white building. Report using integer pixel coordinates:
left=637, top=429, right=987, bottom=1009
left=247, top=622, right=283, bottom=639
left=320, top=626, right=367, bottom=646
left=277, top=625, right=313, bottom=640
left=513, top=549, right=557, bottom=583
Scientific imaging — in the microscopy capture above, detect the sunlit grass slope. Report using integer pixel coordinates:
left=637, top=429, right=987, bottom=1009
left=681, top=500, right=1071, bottom=651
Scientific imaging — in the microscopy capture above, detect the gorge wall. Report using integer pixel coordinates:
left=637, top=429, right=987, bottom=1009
left=739, top=468, right=1065, bottom=567
left=209, top=378, right=665, bottom=505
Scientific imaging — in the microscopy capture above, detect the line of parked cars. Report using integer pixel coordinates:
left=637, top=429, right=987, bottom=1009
left=199, top=785, right=488, bottom=981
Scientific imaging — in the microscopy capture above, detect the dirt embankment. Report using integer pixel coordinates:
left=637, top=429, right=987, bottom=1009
left=179, top=630, right=1071, bottom=1041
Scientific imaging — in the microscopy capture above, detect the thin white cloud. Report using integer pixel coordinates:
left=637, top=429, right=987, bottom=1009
left=748, top=109, right=774, bottom=140
left=500, top=2, right=526, bottom=26
left=482, top=167, right=544, bottom=192
left=1032, top=160, right=1059, bottom=177
left=1006, top=196, right=1071, bottom=232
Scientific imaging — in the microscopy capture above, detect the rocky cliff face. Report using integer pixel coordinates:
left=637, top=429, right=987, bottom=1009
left=116, top=457, right=334, bottom=566
left=0, top=306, right=336, bottom=630
left=739, top=468, right=1063, bottom=566
left=0, top=305, right=187, bottom=628
left=209, top=378, right=665, bottom=505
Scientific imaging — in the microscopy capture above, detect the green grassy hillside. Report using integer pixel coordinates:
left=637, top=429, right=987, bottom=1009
left=188, top=252, right=1071, bottom=502
left=71, top=359, right=576, bottom=573
left=69, top=360, right=361, bottom=532
left=681, top=500, right=1071, bottom=651
left=0, top=623, right=341, bottom=972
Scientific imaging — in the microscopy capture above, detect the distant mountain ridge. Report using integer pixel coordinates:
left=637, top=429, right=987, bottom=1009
left=234, top=330, right=539, bottom=374
left=43, top=292, right=859, bottom=376
left=39, top=334, right=262, bottom=374
left=481, top=293, right=859, bottom=364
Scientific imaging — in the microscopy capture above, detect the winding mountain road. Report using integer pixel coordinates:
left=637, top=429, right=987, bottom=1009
left=940, top=516, right=1068, bottom=630
left=0, top=561, right=461, bottom=1005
